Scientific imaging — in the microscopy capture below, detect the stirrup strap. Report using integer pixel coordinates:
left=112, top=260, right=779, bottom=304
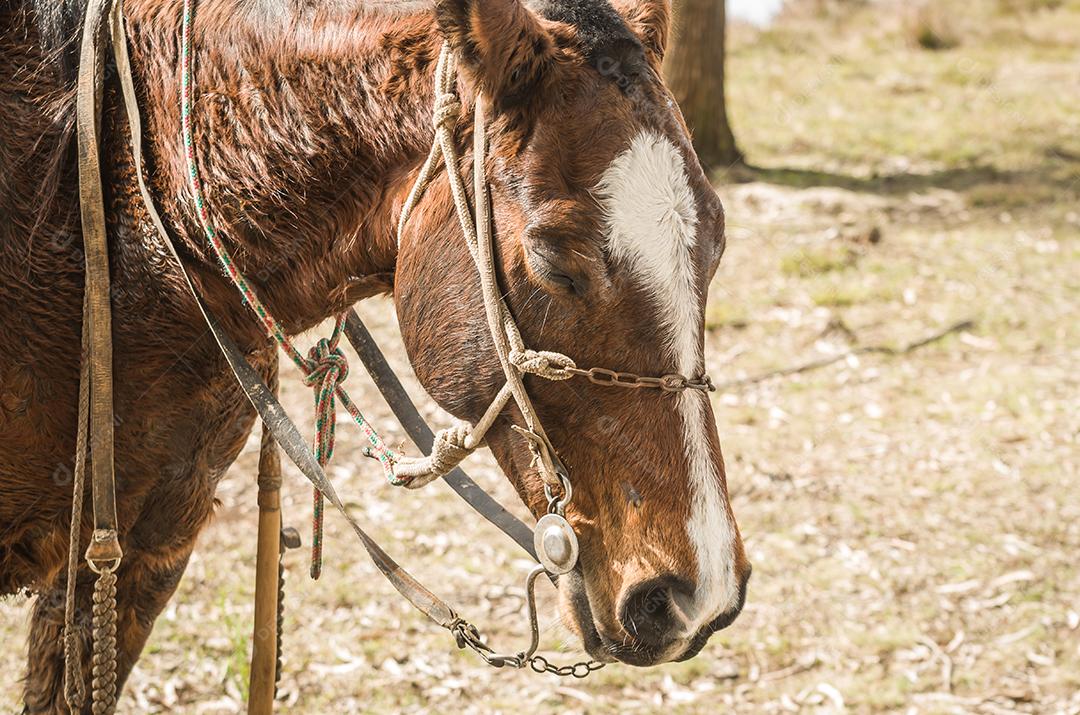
left=76, top=0, right=123, bottom=571
left=65, top=0, right=125, bottom=711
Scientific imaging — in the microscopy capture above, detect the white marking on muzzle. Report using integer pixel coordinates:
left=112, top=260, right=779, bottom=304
left=597, top=130, right=740, bottom=633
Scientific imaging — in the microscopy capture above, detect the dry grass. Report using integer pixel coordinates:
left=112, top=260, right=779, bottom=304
left=3, top=0, right=1079, bottom=712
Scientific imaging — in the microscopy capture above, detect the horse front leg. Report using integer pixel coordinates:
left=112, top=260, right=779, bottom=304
left=22, top=538, right=196, bottom=714
left=20, top=345, right=266, bottom=712
left=21, top=454, right=224, bottom=714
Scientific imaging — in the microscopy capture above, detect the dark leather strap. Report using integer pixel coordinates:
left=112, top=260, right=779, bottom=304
left=76, top=0, right=122, bottom=568
left=342, top=313, right=538, bottom=560
left=107, top=1, right=531, bottom=629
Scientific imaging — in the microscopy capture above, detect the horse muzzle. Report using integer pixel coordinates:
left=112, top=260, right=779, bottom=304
left=561, top=562, right=752, bottom=667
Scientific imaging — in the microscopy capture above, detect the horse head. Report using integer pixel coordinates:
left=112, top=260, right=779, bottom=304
left=395, top=0, right=750, bottom=666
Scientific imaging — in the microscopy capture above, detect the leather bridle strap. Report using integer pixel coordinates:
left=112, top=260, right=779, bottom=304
left=341, top=313, right=539, bottom=560
left=65, top=0, right=126, bottom=710
left=75, top=0, right=122, bottom=570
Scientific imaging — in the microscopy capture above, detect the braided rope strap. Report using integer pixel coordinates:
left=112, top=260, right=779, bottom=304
left=90, top=568, right=119, bottom=715
left=275, top=555, right=286, bottom=697
left=63, top=317, right=92, bottom=712
left=63, top=616, right=86, bottom=711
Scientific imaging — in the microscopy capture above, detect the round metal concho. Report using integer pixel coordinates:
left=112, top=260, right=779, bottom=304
left=534, top=513, right=579, bottom=576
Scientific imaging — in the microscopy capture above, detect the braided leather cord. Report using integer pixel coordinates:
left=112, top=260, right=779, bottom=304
left=90, top=569, right=119, bottom=714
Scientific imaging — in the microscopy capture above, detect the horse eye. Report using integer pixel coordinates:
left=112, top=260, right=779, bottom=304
left=546, top=271, right=576, bottom=292
left=524, top=241, right=589, bottom=296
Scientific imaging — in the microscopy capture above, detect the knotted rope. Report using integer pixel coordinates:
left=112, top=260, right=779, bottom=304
left=394, top=348, right=578, bottom=488
left=393, top=423, right=473, bottom=489
left=303, top=315, right=350, bottom=579
left=432, top=93, right=462, bottom=133
left=509, top=349, right=577, bottom=382
left=397, top=47, right=465, bottom=243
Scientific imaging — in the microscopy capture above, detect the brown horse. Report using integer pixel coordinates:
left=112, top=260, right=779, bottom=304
left=0, top=0, right=750, bottom=709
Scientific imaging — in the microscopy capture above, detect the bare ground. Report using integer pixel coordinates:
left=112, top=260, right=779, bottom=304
left=2, top=0, right=1078, bottom=712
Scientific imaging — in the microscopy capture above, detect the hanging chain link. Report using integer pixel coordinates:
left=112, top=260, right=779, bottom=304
left=450, top=617, right=606, bottom=679
left=528, top=655, right=607, bottom=678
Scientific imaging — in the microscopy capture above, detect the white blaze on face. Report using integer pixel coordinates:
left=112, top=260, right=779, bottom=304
left=597, top=130, right=740, bottom=633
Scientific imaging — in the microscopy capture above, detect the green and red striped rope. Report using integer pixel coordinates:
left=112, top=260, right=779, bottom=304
left=180, top=0, right=406, bottom=578
left=303, top=316, right=351, bottom=579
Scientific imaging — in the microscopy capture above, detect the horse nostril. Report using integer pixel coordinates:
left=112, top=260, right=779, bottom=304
left=619, top=576, right=692, bottom=648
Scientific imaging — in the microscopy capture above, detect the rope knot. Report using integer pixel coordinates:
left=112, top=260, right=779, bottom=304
left=303, top=324, right=352, bottom=580
left=510, top=349, right=577, bottom=381
left=304, top=339, right=349, bottom=390
left=392, top=422, right=475, bottom=490
left=433, top=93, right=462, bottom=131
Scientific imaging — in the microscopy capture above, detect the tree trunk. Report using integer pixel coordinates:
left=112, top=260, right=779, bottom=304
left=664, top=0, right=743, bottom=169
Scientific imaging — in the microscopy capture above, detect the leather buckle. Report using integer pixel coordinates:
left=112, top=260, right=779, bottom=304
left=85, top=528, right=123, bottom=573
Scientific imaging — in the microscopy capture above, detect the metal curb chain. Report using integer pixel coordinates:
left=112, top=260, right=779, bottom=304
left=528, top=656, right=607, bottom=678
left=563, top=366, right=716, bottom=393
left=450, top=617, right=606, bottom=679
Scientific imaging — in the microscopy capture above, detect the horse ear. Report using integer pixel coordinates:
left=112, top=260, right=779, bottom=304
left=435, top=0, right=555, bottom=106
left=611, top=0, right=671, bottom=64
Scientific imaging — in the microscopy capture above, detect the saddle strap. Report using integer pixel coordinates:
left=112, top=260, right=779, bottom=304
left=65, top=0, right=124, bottom=712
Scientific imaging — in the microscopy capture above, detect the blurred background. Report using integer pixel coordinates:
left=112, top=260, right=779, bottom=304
left=2, top=0, right=1078, bottom=712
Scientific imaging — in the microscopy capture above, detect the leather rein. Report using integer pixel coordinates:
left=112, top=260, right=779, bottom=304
left=66, top=0, right=716, bottom=709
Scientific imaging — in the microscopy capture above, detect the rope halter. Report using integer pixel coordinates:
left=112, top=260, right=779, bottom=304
left=392, top=43, right=715, bottom=493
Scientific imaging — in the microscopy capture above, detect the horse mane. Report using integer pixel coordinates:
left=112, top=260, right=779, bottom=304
left=2, top=2, right=83, bottom=250
left=12, top=0, right=639, bottom=247
left=25, top=0, right=636, bottom=82
left=28, top=0, right=88, bottom=83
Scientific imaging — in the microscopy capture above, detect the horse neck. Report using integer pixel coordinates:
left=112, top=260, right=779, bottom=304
left=127, top=0, right=443, bottom=335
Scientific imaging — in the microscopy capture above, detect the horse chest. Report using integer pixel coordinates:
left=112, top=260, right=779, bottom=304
left=0, top=213, right=267, bottom=594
